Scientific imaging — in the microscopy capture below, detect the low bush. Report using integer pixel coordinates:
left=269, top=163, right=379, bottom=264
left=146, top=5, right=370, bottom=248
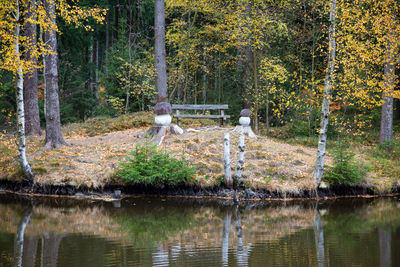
left=117, top=143, right=196, bottom=186
left=323, top=143, right=369, bottom=186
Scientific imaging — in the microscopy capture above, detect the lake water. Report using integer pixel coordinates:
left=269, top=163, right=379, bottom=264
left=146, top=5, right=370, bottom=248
left=0, top=193, right=399, bottom=267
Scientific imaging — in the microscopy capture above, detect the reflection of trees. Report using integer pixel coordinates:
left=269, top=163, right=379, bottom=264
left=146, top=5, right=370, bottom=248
left=152, top=244, right=169, bottom=267
left=13, top=205, right=64, bottom=267
left=22, top=235, right=39, bottom=267
left=313, top=209, right=325, bottom=267
left=378, top=227, right=391, bottom=267
left=234, top=207, right=249, bottom=267
left=221, top=211, right=231, bottom=267
left=42, top=232, right=64, bottom=267
left=14, top=207, right=32, bottom=267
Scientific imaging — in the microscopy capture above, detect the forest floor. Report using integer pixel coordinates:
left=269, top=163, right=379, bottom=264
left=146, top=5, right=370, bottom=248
left=0, top=112, right=399, bottom=196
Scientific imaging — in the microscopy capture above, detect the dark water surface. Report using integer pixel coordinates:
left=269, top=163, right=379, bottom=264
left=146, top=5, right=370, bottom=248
left=0, top=193, right=399, bottom=267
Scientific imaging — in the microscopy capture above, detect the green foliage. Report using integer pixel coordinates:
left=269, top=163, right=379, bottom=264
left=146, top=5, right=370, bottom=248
left=323, top=143, right=369, bottom=186
left=0, top=77, right=15, bottom=126
left=117, top=143, right=196, bottom=186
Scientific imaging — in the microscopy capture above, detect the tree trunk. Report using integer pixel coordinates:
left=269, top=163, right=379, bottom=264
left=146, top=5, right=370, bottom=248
left=313, top=0, right=336, bottom=187
left=24, top=0, right=41, bottom=136
left=44, top=0, right=67, bottom=149
left=154, top=0, right=167, bottom=101
left=379, top=34, right=396, bottom=148
left=15, top=0, right=34, bottom=181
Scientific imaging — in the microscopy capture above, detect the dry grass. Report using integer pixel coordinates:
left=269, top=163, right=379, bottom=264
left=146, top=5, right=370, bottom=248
left=0, top=112, right=398, bottom=193
left=164, top=128, right=323, bottom=192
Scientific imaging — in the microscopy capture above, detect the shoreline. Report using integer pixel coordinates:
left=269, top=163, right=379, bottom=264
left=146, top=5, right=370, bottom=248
left=1, top=180, right=399, bottom=202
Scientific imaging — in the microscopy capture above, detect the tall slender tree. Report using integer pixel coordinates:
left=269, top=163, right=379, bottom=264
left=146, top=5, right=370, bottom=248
left=379, top=24, right=397, bottom=148
left=313, top=0, right=336, bottom=187
left=43, top=0, right=67, bottom=149
left=154, top=0, right=167, bottom=101
left=24, top=0, right=41, bottom=136
left=0, top=0, right=35, bottom=180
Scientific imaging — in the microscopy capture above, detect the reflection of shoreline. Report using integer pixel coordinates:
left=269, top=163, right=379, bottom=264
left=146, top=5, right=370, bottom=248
left=0, top=195, right=317, bottom=245
left=0, top=195, right=398, bottom=267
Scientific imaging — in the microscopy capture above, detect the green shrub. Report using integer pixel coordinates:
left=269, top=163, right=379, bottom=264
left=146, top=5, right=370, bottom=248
left=323, top=143, right=368, bottom=186
left=117, top=143, right=196, bottom=186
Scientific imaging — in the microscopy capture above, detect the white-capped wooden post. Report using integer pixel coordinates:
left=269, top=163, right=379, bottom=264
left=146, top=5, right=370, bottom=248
left=224, top=133, right=232, bottom=186
left=235, top=134, right=245, bottom=184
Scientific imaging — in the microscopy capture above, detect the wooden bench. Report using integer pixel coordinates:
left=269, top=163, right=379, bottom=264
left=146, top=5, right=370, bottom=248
left=172, top=104, right=230, bottom=127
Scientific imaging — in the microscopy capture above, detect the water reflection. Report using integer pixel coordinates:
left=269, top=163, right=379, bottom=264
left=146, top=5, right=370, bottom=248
left=313, top=208, right=325, bottom=267
left=0, top=194, right=399, bottom=267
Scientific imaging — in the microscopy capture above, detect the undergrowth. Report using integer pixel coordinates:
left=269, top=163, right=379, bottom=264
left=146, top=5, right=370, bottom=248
left=116, top=143, right=196, bottom=186
left=323, top=143, right=369, bottom=186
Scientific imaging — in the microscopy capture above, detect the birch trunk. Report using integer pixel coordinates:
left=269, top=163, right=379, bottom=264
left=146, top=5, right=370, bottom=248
left=24, top=0, right=41, bottom=136
left=15, top=0, right=34, bottom=181
left=224, top=133, right=232, bottom=186
left=313, top=0, right=336, bottom=187
left=379, top=32, right=396, bottom=148
left=235, top=135, right=245, bottom=185
left=154, top=0, right=167, bottom=100
left=44, top=0, right=67, bottom=149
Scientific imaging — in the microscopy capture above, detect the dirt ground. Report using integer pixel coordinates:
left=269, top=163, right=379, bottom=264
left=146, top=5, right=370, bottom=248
left=7, top=125, right=327, bottom=193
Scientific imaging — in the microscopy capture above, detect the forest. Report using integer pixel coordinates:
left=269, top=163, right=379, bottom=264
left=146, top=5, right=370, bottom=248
left=0, top=0, right=399, bottom=194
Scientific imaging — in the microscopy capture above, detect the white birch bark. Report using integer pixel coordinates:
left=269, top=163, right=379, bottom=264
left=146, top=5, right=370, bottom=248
left=224, top=133, right=232, bottom=186
left=15, top=0, right=34, bottom=181
left=313, top=0, right=336, bottom=187
left=235, top=135, right=245, bottom=185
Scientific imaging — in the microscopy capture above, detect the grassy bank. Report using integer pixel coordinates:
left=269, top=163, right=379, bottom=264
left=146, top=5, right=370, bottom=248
left=0, top=112, right=399, bottom=195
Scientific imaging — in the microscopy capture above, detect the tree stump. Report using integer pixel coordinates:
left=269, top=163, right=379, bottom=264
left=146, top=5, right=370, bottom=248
left=147, top=125, right=183, bottom=146
left=233, top=110, right=257, bottom=138
left=232, top=126, right=257, bottom=138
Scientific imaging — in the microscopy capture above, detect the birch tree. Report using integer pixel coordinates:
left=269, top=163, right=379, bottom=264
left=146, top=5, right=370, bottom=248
left=0, top=0, right=35, bottom=180
left=313, top=0, right=336, bottom=187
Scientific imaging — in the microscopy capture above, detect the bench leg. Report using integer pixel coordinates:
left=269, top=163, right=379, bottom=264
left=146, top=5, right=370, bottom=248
left=178, top=118, right=181, bottom=126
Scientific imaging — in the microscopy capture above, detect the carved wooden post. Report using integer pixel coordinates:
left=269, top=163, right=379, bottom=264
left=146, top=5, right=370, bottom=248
left=224, top=133, right=232, bottom=186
